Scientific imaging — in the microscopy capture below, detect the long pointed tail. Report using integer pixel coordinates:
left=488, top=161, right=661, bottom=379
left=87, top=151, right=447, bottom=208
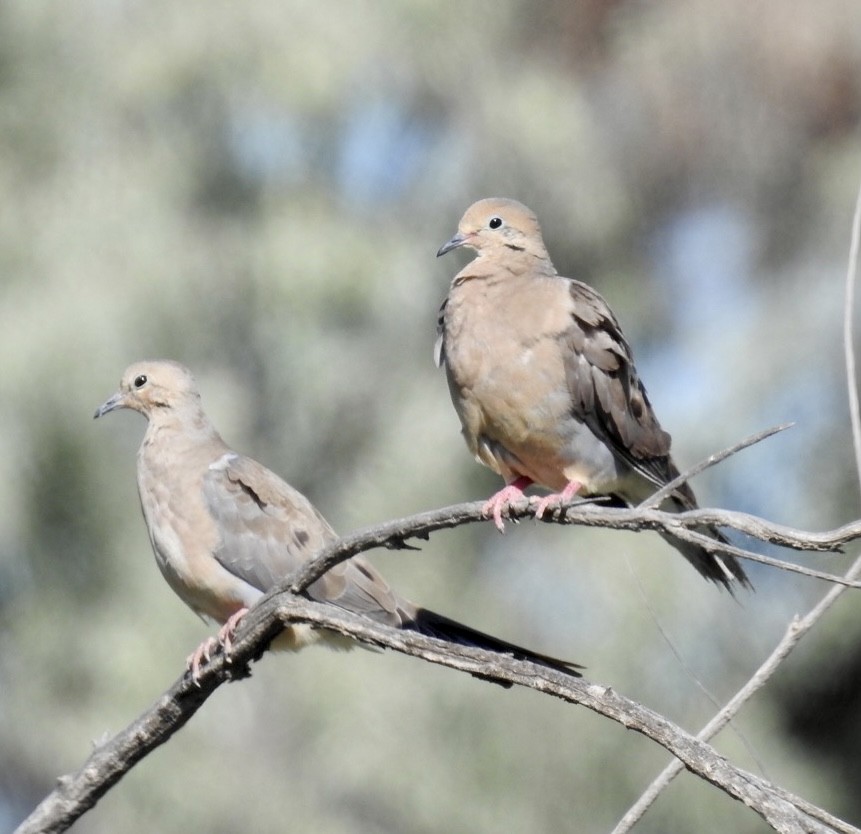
left=407, top=608, right=583, bottom=682
left=661, top=492, right=752, bottom=591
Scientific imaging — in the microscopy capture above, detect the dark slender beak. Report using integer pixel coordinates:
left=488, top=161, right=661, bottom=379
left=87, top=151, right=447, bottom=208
left=437, top=232, right=469, bottom=258
left=94, top=391, right=124, bottom=419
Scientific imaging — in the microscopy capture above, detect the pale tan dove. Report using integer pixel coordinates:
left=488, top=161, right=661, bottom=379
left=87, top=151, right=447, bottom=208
left=95, top=360, right=581, bottom=682
left=436, top=198, right=750, bottom=590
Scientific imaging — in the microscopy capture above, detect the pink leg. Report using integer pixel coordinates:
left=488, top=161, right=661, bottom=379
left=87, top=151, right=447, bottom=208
left=482, top=476, right=534, bottom=532
left=217, top=607, right=249, bottom=660
left=187, top=636, right=219, bottom=686
left=533, top=480, right=583, bottom=520
left=185, top=607, right=249, bottom=686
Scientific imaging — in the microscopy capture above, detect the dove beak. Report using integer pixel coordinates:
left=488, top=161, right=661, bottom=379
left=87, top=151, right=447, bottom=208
left=437, top=232, right=470, bottom=257
left=94, top=391, right=125, bottom=419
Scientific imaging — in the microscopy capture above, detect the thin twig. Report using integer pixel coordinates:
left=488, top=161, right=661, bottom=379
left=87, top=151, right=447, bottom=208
left=612, top=546, right=861, bottom=834
left=846, top=177, right=861, bottom=492
left=639, top=423, right=794, bottom=510
left=640, top=521, right=859, bottom=586
left=625, top=555, right=768, bottom=775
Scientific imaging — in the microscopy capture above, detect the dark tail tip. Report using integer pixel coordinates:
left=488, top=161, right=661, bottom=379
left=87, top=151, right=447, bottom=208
left=675, top=532, right=753, bottom=593
left=409, top=609, right=584, bottom=680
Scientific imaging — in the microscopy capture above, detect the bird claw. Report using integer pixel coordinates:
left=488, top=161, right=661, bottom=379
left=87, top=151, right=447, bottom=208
left=481, top=494, right=509, bottom=532
left=217, top=608, right=248, bottom=662
left=185, top=607, right=249, bottom=685
left=187, top=636, right=219, bottom=686
left=481, top=477, right=533, bottom=532
left=533, top=481, right=583, bottom=520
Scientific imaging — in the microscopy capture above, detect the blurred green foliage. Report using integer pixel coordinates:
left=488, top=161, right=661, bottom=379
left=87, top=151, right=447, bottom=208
left=2, top=1, right=861, bottom=832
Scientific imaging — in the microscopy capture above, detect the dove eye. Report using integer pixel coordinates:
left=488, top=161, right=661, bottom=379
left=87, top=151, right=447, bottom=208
left=488, top=216, right=503, bottom=230
left=133, top=375, right=148, bottom=389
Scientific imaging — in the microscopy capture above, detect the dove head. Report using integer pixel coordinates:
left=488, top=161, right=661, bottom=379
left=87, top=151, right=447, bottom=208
left=94, top=360, right=203, bottom=423
left=437, top=198, right=550, bottom=261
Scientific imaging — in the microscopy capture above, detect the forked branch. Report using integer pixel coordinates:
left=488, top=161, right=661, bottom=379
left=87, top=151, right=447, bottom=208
left=14, top=482, right=861, bottom=834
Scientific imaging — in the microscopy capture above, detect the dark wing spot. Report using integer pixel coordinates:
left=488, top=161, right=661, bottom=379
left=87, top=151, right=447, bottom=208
left=630, top=390, right=645, bottom=420
left=235, top=479, right=266, bottom=510
left=293, top=529, right=310, bottom=548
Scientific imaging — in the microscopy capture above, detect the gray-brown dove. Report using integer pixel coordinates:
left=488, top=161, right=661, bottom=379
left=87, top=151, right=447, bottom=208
left=95, top=360, right=581, bottom=682
left=436, top=198, right=750, bottom=590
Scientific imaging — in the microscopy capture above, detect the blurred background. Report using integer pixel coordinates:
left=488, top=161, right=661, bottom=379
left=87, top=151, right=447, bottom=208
left=2, top=1, right=861, bottom=832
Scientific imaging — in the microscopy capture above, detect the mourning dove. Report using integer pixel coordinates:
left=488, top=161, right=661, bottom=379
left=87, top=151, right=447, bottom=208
left=95, top=360, right=581, bottom=682
left=436, top=198, right=750, bottom=590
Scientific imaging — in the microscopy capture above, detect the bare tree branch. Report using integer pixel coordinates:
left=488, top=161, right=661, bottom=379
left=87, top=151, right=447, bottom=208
left=20, top=419, right=856, bottom=833
left=613, top=551, right=861, bottom=834
left=613, top=173, right=861, bottom=833
left=282, top=499, right=861, bottom=594
left=15, top=590, right=861, bottom=834
left=15, top=483, right=861, bottom=834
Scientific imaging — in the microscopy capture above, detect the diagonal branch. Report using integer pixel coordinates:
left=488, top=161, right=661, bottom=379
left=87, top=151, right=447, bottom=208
left=15, top=591, right=860, bottom=834
left=613, top=172, right=861, bottom=834
left=613, top=550, right=861, bottom=834
left=639, top=422, right=794, bottom=510
left=14, top=469, right=861, bottom=833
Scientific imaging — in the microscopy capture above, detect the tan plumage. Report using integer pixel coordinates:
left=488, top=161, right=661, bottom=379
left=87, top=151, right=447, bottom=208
left=436, top=198, right=750, bottom=590
left=95, top=360, right=582, bottom=681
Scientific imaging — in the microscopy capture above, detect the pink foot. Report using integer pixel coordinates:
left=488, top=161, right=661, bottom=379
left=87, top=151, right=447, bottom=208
left=185, top=607, right=249, bottom=685
left=533, top=481, right=583, bottom=520
left=217, top=607, right=248, bottom=661
left=482, top=476, right=534, bottom=532
left=187, top=636, right=219, bottom=686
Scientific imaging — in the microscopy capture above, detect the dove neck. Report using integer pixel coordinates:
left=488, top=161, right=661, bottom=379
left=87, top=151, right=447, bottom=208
left=141, top=408, right=227, bottom=460
left=454, top=249, right=556, bottom=286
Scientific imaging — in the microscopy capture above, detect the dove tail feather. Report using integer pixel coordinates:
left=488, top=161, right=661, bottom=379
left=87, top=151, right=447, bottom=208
left=660, top=495, right=752, bottom=591
left=407, top=609, right=583, bottom=681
